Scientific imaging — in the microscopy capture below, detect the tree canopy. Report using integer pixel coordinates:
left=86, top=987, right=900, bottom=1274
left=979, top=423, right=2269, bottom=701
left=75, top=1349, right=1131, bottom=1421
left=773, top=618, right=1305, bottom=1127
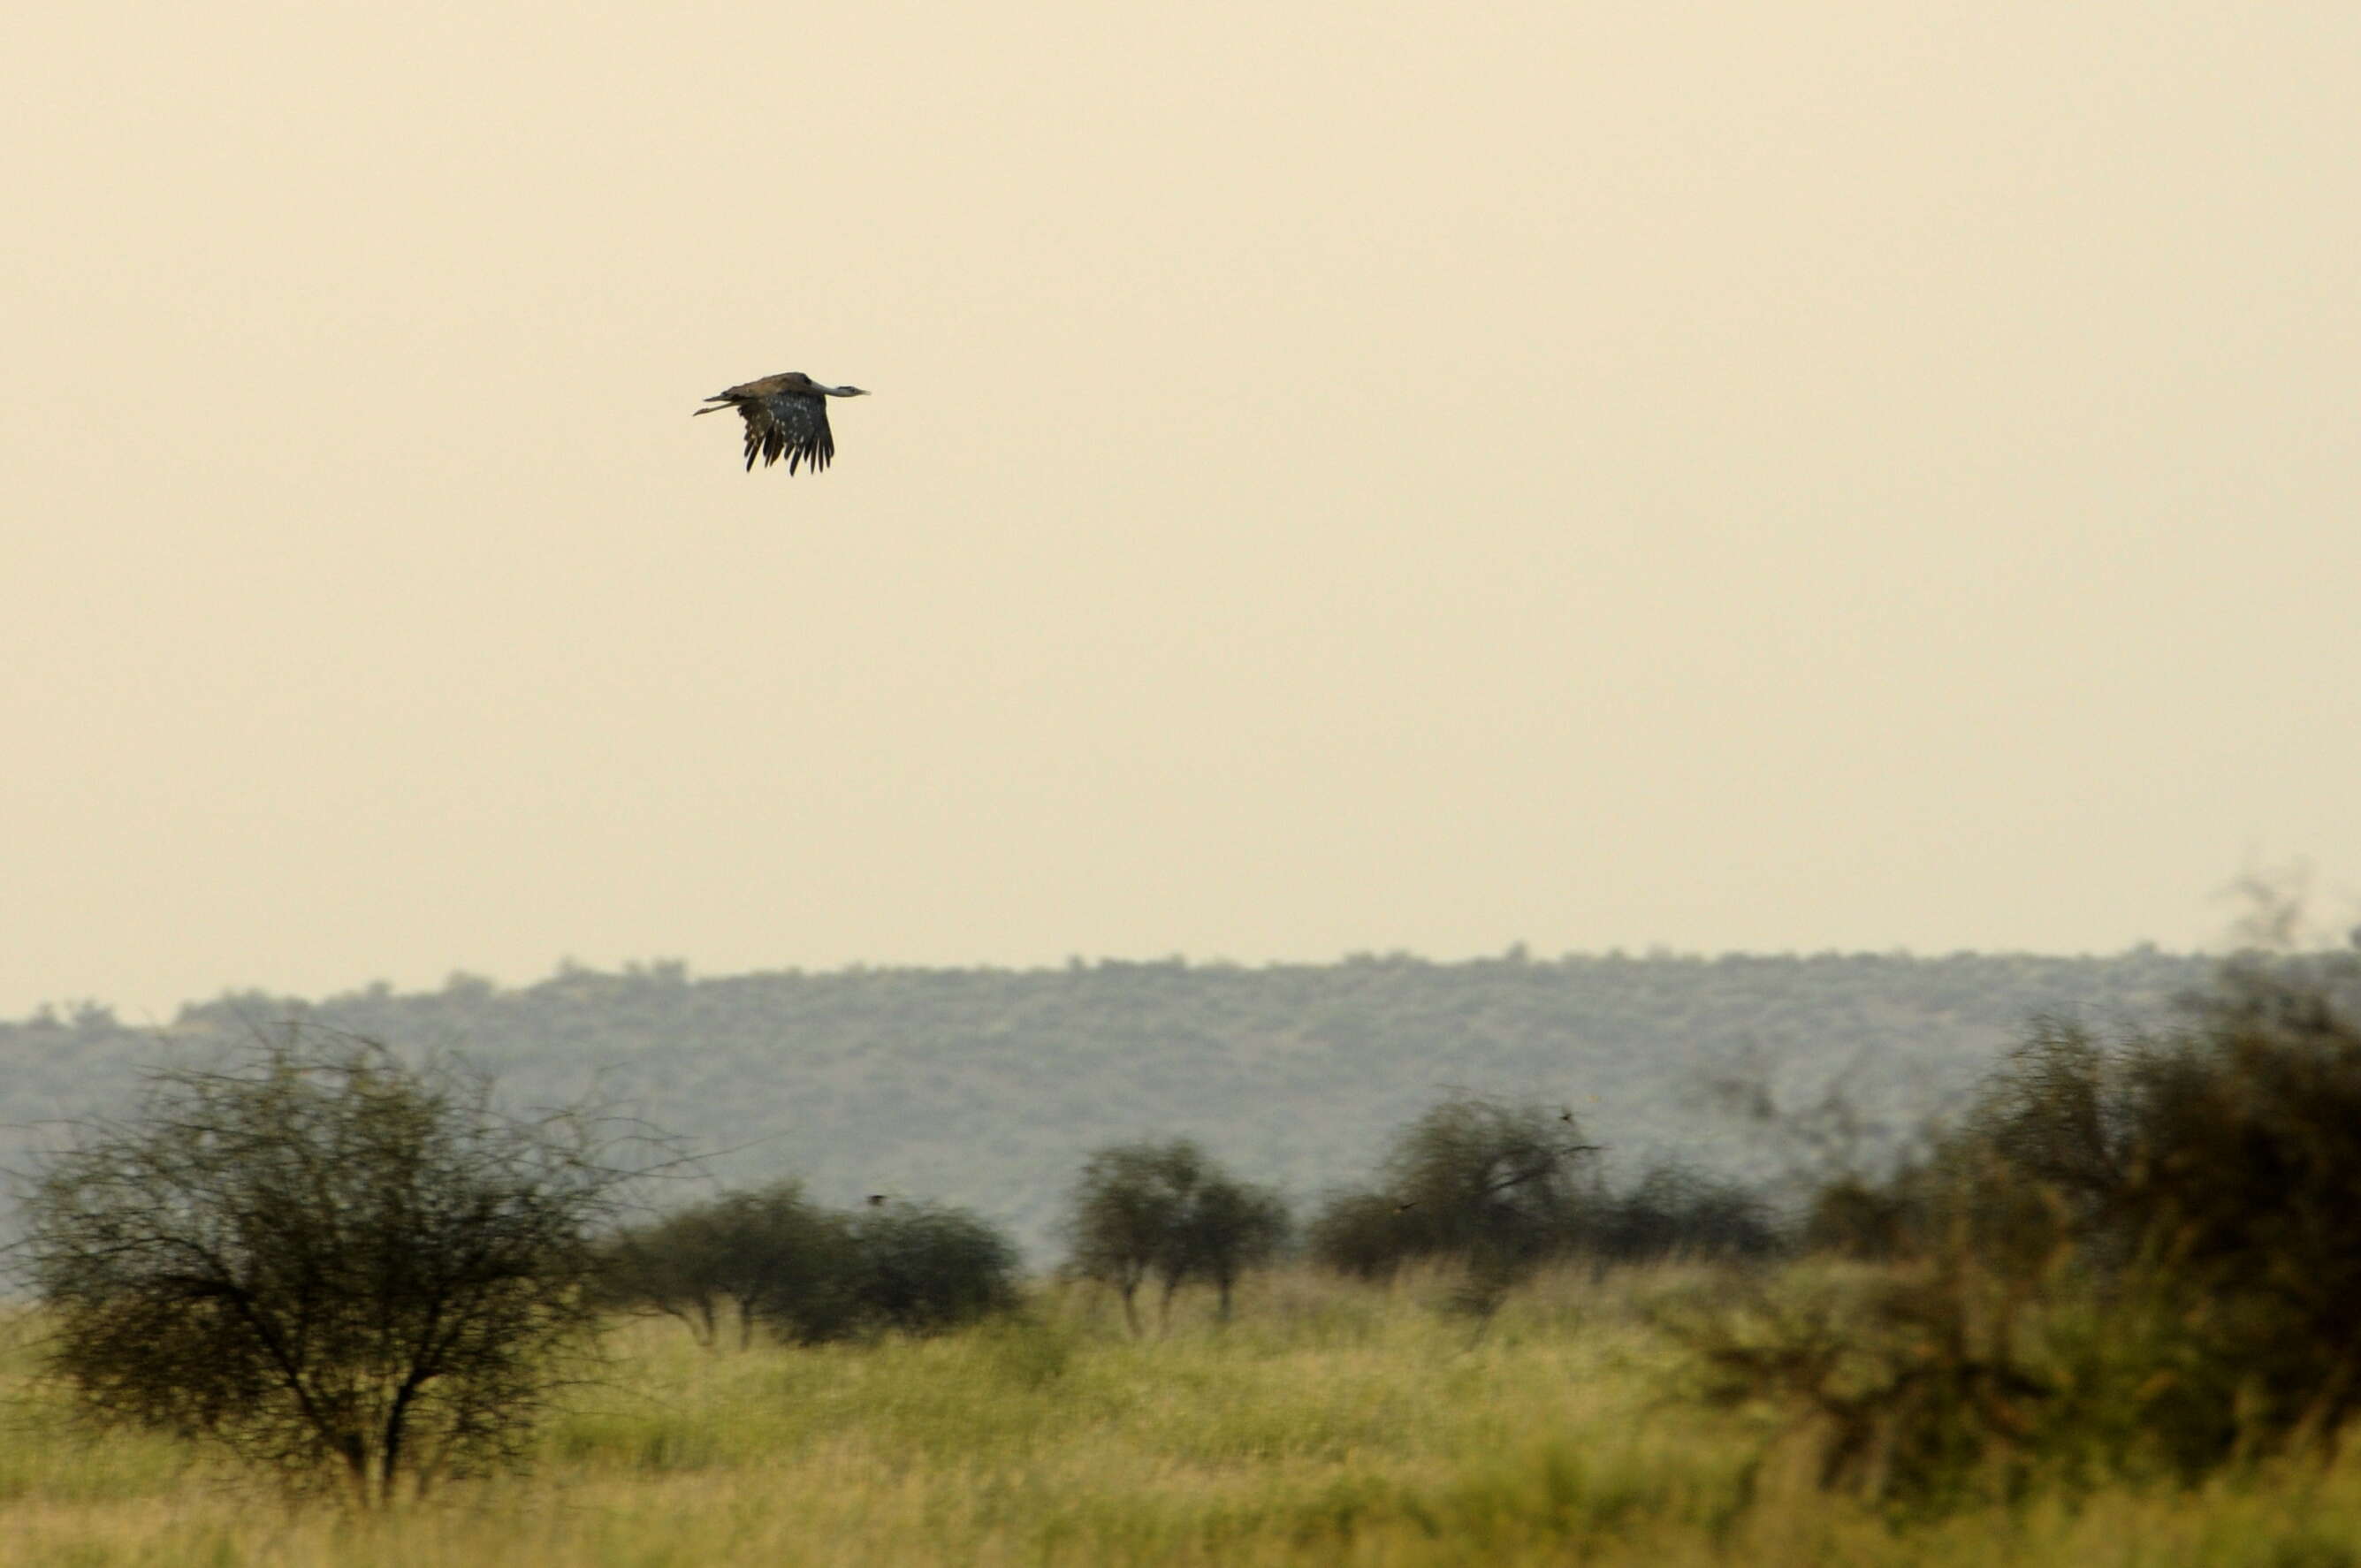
left=19, top=1027, right=650, bottom=1503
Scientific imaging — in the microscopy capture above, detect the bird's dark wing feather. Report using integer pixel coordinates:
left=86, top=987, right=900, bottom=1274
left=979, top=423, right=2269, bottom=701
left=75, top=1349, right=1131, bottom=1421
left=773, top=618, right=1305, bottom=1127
left=739, top=391, right=834, bottom=475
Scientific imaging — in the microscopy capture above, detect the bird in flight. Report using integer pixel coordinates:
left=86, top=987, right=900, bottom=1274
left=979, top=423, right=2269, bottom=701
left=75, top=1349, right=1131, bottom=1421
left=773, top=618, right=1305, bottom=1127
left=695, top=371, right=868, bottom=474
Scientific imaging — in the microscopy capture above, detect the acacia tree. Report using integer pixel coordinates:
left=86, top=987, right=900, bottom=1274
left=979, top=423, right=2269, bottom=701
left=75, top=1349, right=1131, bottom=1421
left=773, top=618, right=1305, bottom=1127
left=1064, top=1139, right=1288, bottom=1332
left=599, top=1182, right=852, bottom=1347
left=597, top=1199, right=736, bottom=1345
left=600, top=1190, right=1014, bottom=1344
left=1064, top=1142, right=1182, bottom=1335
left=1168, top=1171, right=1290, bottom=1323
left=1308, top=1093, right=1600, bottom=1316
left=19, top=1027, right=652, bottom=1504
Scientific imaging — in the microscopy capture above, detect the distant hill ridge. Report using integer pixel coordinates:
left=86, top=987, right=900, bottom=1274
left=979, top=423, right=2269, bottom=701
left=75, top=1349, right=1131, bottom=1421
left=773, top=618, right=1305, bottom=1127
left=2, top=950, right=2215, bottom=1258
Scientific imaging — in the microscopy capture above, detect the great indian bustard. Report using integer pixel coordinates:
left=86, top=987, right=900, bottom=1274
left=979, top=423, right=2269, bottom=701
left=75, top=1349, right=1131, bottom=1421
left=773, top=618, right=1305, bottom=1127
left=694, top=371, right=868, bottom=474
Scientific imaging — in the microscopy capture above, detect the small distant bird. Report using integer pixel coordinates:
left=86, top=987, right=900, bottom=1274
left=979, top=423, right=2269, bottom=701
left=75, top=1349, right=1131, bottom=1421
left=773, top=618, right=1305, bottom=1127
left=695, top=371, right=869, bottom=474
left=1394, top=1200, right=1419, bottom=1214
left=865, top=1193, right=889, bottom=1207
left=1559, top=1108, right=1576, bottom=1124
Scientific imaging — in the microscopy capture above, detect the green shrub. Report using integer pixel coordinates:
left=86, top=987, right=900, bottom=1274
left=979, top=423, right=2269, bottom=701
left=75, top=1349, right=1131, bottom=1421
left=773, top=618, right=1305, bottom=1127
left=842, top=1203, right=1022, bottom=1336
left=1733, top=954, right=2361, bottom=1506
left=20, top=1029, right=640, bottom=1503
left=1593, top=1162, right=1780, bottom=1264
left=603, top=1190, right=1017, bottom=1343
left=1306, top=1094, right=1597, bottom=1303
left=599, top=1182, right=854, bottom=1346
left=1063, top=1139, right=1291, bottom=1331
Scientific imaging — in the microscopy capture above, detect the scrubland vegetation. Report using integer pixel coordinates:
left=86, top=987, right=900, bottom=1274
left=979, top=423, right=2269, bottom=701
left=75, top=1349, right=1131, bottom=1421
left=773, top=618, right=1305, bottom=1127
left=12, top=945, right=2361, bottom=1563
left=8, top=1267, right=2361, bottom=1566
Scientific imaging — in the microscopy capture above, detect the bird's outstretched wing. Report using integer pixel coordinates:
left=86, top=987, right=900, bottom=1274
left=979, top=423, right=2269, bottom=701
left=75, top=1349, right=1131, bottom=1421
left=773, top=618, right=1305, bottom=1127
left=696, top=372, right=851, bottom=474
left=736, top=389, right=834, bottom=475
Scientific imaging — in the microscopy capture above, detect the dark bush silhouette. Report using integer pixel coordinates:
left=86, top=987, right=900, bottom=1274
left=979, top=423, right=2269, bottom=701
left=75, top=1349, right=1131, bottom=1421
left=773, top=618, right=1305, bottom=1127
left=603, top=1190, right=1016, bottom=1343
left=599, top=1182, right=852, bottom=1347
left=1308, top=1094, right=1600, bottom=1315
left=842, top=1202, right=1020, bottom=1335
left=2007, top=959, right=2361, bottom=1449
left=1593, top=1162, right=1779, bottom=1264
left=1296, top=1193, right=1389, bottom=1277
left=1798, top=1171, right=1922, bottom=1260
left=18, top=1028, right=648, bottom=1504
left=1702, top=953, right=2361, bottom=1505
left=1169, top=1166, right=1291, bottom=1322
left=1063, top=1142, right=1177, bottom=1334
left=1063, top=1139, right=1289, bottom=1332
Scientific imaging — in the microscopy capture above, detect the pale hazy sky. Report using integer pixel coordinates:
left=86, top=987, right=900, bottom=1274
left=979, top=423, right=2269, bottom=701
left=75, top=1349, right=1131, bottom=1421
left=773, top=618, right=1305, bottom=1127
left=5, top=3, right=2358, bottom=1020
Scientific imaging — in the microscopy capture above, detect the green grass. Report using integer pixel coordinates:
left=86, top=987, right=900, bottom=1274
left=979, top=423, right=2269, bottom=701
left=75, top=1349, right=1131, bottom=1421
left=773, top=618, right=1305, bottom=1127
left=3, top=1267, right=2360, bottom=1566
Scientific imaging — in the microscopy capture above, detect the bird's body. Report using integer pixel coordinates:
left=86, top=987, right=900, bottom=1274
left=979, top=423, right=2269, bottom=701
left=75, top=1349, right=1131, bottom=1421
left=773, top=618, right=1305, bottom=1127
left=695, top=371, right=868, bottom=473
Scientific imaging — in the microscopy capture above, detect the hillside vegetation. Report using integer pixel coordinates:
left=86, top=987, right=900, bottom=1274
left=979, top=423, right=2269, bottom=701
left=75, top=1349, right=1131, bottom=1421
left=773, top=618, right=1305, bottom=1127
left=3, top=950, right=2209, bottom=1255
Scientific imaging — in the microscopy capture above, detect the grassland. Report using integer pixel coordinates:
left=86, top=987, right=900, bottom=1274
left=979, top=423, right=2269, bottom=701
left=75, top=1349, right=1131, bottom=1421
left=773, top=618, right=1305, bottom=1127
left=3, top=1267, right=2357, bottom=1568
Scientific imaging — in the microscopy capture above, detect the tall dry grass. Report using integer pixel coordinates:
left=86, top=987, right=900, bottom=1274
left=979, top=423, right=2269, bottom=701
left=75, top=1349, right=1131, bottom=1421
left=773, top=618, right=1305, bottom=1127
left=2, top=1267, right=2358, bottom=1566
